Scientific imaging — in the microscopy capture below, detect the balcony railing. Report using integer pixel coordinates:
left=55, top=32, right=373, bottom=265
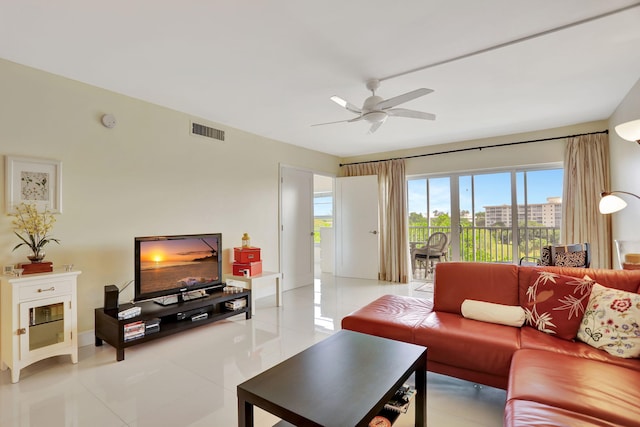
left=409, top=225, right=561, bottom=263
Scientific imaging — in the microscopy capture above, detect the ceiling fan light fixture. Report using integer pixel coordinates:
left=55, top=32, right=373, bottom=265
left=364, top=111, right=387, bottom=123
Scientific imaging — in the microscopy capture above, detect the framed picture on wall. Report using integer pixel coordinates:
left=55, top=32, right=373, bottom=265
left=5, top=156, right=62, bottom=213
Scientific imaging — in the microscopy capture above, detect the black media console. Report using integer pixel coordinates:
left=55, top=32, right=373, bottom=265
left=94, top=288, right=251, bottom=361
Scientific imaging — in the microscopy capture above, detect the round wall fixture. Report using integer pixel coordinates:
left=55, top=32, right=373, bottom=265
left=101, top=114, right=117, bottom=129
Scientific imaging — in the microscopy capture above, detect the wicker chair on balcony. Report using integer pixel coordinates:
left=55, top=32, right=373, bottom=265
left=412, top=232, right=448, bottom=279
left=519, top=243, right=591, bottom=268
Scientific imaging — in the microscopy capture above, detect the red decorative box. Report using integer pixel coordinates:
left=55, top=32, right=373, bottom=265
left=19, top=262, right=53, bottom=275
left=232, top=261, right=263, bottom=277
left=234, top=247, right=261, bottom=263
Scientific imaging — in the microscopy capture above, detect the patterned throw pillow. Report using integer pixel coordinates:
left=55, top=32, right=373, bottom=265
left=554, top=250, right=586, bottom=267
left=539, top=246, right=551, bottom=266
left=577, top=283, right=640, bottom=358
left=523, top=271, right=594, bottom=340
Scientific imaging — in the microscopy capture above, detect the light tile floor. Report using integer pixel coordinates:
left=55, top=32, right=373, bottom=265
left=0, top=274, right=506, bottom=426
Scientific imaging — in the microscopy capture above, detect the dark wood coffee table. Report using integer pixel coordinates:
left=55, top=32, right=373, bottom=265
left=237, top=330, right=427, bottom=426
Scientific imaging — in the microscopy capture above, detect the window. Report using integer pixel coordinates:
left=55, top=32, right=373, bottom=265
left=408, top=166, right=563, bottom=263
left=313, top=174, right=334, bottom=245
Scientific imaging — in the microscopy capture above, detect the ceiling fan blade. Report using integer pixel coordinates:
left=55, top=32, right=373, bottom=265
left=311, top=114, right=367, bottom=127
left=310, top=118, right=353, bottom=127
left=368, top=121, right=384, bottom=134
left=330, top=95, right=362, bottom=114
left=387, top=108, right=436, bottom=121
left=376, top=88, right=433, bottom=110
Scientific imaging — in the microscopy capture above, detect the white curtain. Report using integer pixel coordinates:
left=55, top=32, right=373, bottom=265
left=561, top=133, right=611, bottom=268
left=342, top=159, right=409, bottom=283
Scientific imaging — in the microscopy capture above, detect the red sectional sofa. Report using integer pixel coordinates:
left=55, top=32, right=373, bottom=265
left=342, top=262, right=640, bottom=426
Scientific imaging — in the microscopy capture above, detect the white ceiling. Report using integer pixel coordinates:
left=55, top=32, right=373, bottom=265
left=2, top=1, right=640, bottom=157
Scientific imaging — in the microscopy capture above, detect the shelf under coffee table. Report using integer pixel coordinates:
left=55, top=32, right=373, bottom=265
left=237, top=330, right=427, bottom=426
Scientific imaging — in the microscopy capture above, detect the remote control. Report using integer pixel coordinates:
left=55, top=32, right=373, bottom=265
left=117, top=306, right=141, bottom=320
left=191, top=312, right=208, bottom=322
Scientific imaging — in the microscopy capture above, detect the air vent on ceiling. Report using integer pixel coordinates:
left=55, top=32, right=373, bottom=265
left=191, top=121, right=225, bottom=141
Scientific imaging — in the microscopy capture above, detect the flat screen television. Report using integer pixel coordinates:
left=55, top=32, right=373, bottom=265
left=134, top=233, right=223, bottom=304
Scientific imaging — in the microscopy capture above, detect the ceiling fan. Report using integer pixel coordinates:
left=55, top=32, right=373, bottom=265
left=313, top=79, right=436, bottom=133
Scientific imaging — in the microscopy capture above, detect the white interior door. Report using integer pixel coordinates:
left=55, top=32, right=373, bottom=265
left=280, top=166, right=314, bottom=290
left=336, top=175, right=379, bottom=279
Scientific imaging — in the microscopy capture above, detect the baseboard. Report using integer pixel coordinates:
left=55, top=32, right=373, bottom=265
left=78, top=330, right=95, bottom=348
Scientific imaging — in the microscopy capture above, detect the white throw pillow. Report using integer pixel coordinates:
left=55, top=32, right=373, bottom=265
left=461, top=299, right=526, bottom=327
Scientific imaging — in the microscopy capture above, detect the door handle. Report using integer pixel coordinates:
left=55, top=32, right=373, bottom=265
left=369, top=230, right=378, bottom=235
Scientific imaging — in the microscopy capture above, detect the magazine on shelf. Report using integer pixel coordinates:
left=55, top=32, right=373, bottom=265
left=124, top=320, right=145, bottom=341
left=369, top=384, right=417, bottom=426
left=384, top=384, right=416, bottom=413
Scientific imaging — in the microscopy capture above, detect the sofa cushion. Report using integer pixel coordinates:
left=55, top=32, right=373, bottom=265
left=522, top=271, right=594, bottom=340
left=341, top=294, right=433, bottom=343
left=508, top=349, right=640, bottom=427
left=414, top=311, right=520, bottom=378
left=434, top=262, right=519, bottom=314
left=577, top=283, right=640, bottom=358
left=504, top=400, right=621, bottom=427
left=519, top=326, right=640, bottom=371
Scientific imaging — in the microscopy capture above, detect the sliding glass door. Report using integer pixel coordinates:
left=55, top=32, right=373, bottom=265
left=408, top=177, right=453, bottom=258
left=408, top=166, right=563, bottom=263
left=516, top=169, right=563, bottom=262
left=459, top=172, right=513, bottom=262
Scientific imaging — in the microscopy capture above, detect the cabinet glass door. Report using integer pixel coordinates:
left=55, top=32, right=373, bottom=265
left=19, top=295, right=71, bottom=358
left=29, top=302, right=65, bottom=350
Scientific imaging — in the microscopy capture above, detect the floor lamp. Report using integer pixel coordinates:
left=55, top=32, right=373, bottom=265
left=599, top=191, right=640, bottom=214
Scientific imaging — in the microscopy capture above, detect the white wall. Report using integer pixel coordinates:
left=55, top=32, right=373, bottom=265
left=0, top=58, right=340, bottom=335
left=608, top=77, right=640, bottom=267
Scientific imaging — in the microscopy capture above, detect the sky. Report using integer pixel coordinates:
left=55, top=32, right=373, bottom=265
left=408, top=169, right=563, bottom=216
left=140, top=236, right=219, bottom=263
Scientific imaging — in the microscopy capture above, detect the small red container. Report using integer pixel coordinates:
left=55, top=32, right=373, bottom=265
left=232, top=261, right=263, bottom=277
left=234, top=247, right=261, bottom=263
left=20, top=261, right=53, bottom=275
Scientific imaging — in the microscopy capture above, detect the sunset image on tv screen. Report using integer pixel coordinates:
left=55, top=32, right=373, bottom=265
left=139, top=236, right=220, bottom=293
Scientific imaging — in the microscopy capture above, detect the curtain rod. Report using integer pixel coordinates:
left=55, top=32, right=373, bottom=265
left=339, top=129, right=608, bottom=167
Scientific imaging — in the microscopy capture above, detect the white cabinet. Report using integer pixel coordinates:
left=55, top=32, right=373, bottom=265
left=1, top=270, right=81, bottom=383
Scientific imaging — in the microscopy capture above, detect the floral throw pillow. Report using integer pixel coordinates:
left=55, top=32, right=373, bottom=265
left=523, top=271, right=594, bottom=340
left=577, top=283, right=640, bottom=358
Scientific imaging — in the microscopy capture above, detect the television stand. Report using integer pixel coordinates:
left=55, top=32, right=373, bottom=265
left=94, top=288, right=251, bottom=361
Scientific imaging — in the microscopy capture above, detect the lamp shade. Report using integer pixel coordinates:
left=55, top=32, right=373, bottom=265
left=599, top=194, right=628, bottom=214
left=615, top=119, right=640, bottom=142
